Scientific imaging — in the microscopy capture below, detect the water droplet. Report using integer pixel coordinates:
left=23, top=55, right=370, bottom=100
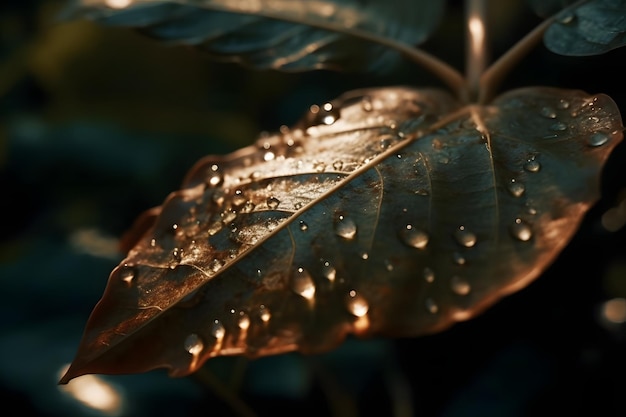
left=299, top=220, right=308, bottom=231
left=184, top=333, right=204, bottom=355
left=557, top=11, right=575, bottom=24
left=232, top=190, right=246, bottom=208
left=451, top=276, right=471, bottom=295
left=322, top=261, right=336, bottom=282
left=423, top=267, right=435, bottom=283
left=263, top=151, right=275, bottom=161
left=452, top=252, right=466, bottom=265
left=266, top=196, right=280, bottom=209
left=557, top=100, right=570, bottom=109
left=346, top=290, right=369, bottom=317
left=425, top=298, right=438, bottom=314
left=311, top=102, right=340, bottom=125
left=399, top=224, right=429, bottom=249
left=332, top=160, right=344, bottom=171
left=507, top=179, right=525, bottom=197
left=207, top=164, right=223, bottom=187
left=550, top=122, right=567, bottom=131
left=210, top=319, right=226, bottom=341
left=384, top=259, right=394, bottom=271
left=524, top=157, right=541, bottom=173
left=587, top=132, right=610, bottom=147
left=380, top=137, right=392, bottom=149
left=238, top=312, right=250, bottom=330
left=292, top=267, right=316, bottom=300
left=119, top=264, right=135, bottom=285
left=509, top=218, right=533, bottom=241
left=334, top=215, right=357, bottom=239
left=540, top=107, right=556, bottom=119
left=172, top=247, right=183, bottom=262
left=360, top=252, right=369, bottom=260
left=361, top=96, right=373, bottom=112
left=454, top=226, right=477, bottom=248
left=259, top=305, right=271, bottom=323
left=150, top=238, right=156, bottom=247
left=221, top=210, right=237, bottom=224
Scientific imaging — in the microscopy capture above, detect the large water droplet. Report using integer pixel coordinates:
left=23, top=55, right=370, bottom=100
left=266, top=196, right=280, bottom=209
left=334, top=215, right=357, bottom=239
left=454, top=226, right=477, bottom=248
left=292, top=267, right=316, bottom=300
left=507, top=179, right=525, bottom=197
left=524, top=157, right=541, bottom=173
left=346, top=290, right=369, bottom=317
left=587, top=132, right=610, bottom=147
left=451, top=276, right=471, bottom=295
left=424, top=267, right=435, bottom=283
left=184, top=333, right=204, bottom=355
left=425, top=298, right=438, bottom=314
left=509, top=218, right=533, bottom=241
left=399, top=224, right=429, bottom=249
left=210, top=319, right=226, bottom=341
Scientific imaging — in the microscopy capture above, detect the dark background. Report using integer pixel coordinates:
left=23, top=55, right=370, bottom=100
left=1, top=1, right=626, bottom=416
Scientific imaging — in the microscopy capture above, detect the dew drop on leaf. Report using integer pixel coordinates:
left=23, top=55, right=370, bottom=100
left=346, top=290, right=369, bottom=317
left=334, top=215, right=357, bottom=239
left=423, top=267, right=435, bottom=283
left=454, top=226, right=477, bottom=248
left=321, top=261, right=336, bottom=282
left=119, top=264, right=135, bottom=286
left=184, top=334, right=204, bottom=356
left=299, top=220, right=309, bottom=231
left=291, top=267, right=316, bottom=300
left=524, top=157, right=541, bottom=172
left=425, top=298, right=438, bottom=314
left=266, top=196, right=280, bottom=209
left=510, top=218, right=533, bottom=241
left=210, top=319, right=226, bottom=342
left=259, top=305, right=271, bottom=323
left=451, top=276, right=471, bottom=295
left=507, top=179, right=525, bottom=197
left=399, top=224, right=429, bottom=249
left=237, top=312, right=250, bottom=330
left=587, top=131, right=610, bottom=147
left=540, top=106, right=557, bottom=119
left=207, top=164, right=223, bottom=187
left=453, top=252, right=466, bottom=265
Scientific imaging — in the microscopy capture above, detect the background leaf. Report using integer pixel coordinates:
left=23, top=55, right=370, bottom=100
left=542, top=0, right=626, bottom=56
left=64, top=0, right=445, bottom=73
left=61, top=85, right=623, bottom=382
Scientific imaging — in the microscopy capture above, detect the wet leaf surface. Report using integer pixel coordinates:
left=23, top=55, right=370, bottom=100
left=60, top=85, right=623, bottom=383
left=66, top=0, right=445, bottom=72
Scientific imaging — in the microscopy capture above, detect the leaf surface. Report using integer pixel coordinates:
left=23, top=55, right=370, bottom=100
left=65, top=0, right=445, bottom=72
left=60, top=86, right=623, bottom=383
left=543, top=0, right=626, bottom=56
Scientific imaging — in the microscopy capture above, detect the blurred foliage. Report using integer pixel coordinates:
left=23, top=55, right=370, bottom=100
left=1, top=1, right=625, bottom=416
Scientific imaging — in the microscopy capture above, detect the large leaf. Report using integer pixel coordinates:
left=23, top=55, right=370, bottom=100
left=64, top=0, right=445, bottom=72
left=542, top=0, right=626, bottom=56
left=60, top=85, right=623, bottom=383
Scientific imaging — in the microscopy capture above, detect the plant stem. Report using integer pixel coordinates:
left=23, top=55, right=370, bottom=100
left=478, top=0, right=587, bottom=104
left=465, top=0, right=488, bottom=102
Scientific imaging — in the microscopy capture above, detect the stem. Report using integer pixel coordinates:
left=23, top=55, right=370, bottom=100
left=478, top=0, right=587, bottom=104
left=465, top=0, right=488, bottom=102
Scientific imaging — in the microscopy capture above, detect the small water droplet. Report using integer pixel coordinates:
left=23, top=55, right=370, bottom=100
left=507, top=179, right=525, bottom=197
left=425, top=298, right=438, bottom=314
left=259, top=305, right=271, bottom=323
left=238, top=312, right=250, bottom=330
left=362, top=96, right=373, bottom=112
left=524, top=157, right=541, bottom=173
left=311, top=102, right=340, bottom=125
left=399, top=224, right=429, bottom=249
left=232, top=190, right=247, bottom=208
left=150, top=238, right=156, bottom=247
left=423, top=267, right=435, bottom=283
left=267, top=196, right=280, bottom=209
left=451, top=276, right=471, bottom=295
left=550, top=122, right=567, bottom=132
left=557, top=11, right=575, bottom=24
left=184, top=333, right=204, bottom=355
left=263, top=151, right=275, bottom=161
left=454, top=226, right=477, bottom=248
left=322, top=261, right=336, bottom=282
left=510, top=218, right=533, bottom=241
left=360, top=252, right=369, bottom=260
left=452, top=252, right=466, bottom=265
left=332, top=160, right=344, bottom=170
left=221, top=210, right=237, bottom=224
left=346, top=290, right=369, bottom=317
left=299, top=220, right=308, bottom=231
left=557, top=100, right=570, bottom=109
left=384, top=259, right=394, bottom=271
left=207, top=164, right=223, bottom=187
left=292, top=267, right=316, bottom=300
left=119, top=264, right=135, bottom=285
left=172, top=247, right=183, bottom=262
left=587, top=131, right=610, bottom=147
left=334, top=215, right=357, bottom=239
left=540, top=107, right=556, bottom=119
left=210, top=319, right=226, bottom=341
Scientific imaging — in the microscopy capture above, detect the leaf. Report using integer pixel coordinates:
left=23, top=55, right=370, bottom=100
left=60, top=86, right=623, bottom=383
left=64, top=0, right=445, bottom=72
left=527, top=0, right=579, bottom=18
left=543, top=0, right=626, bottom=56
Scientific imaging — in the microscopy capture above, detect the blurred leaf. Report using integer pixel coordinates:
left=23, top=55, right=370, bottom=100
left=527, top=0, right=578, bottom=18
left=63, top=0, right=445, bottom=73
left=60, top=85, right=623, bottom=383
left=543, top=0, right=626, bottom=56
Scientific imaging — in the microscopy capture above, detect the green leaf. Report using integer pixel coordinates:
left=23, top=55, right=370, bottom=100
left=60, top=86, right=623, bottom=383
left=543, top=0, right=626, bottom=56
left=64, top=0, right=445, bottom=72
